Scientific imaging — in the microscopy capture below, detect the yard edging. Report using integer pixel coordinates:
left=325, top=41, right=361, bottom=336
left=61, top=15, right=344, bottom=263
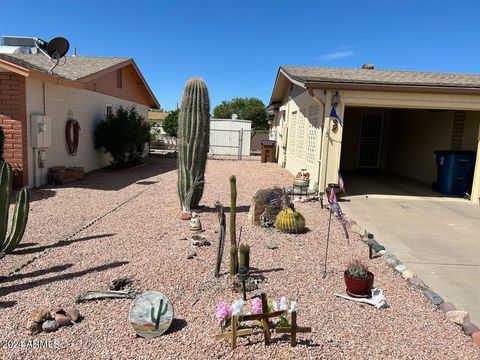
left=349, top=218, right=480, bottom=349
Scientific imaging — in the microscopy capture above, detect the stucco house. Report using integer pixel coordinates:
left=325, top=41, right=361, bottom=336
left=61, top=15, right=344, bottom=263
left=0, top=52, right=159, bottom=187
left=267, top=65, right=480, bottom=204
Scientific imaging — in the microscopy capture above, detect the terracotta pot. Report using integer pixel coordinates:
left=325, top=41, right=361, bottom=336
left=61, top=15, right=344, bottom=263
left=344, top=270, right=374, bottom=298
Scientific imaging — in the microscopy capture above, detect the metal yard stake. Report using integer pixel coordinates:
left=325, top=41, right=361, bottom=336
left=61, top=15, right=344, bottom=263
left=323, top=204, right=333, bottom=279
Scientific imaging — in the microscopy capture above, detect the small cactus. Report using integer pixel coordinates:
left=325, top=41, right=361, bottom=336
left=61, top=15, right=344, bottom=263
left=0, top=162, right=29, bottom=254
left=274, top=204, right=305, bottom=234
left=150, top=299, right=168, bottom=331
left=239, top=243, right=250, bottom=271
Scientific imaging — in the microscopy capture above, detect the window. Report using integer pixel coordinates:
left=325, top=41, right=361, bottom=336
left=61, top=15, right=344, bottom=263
left=106, top=105, right=112, bottom=117
left=116, top=69, right=123, bottom=89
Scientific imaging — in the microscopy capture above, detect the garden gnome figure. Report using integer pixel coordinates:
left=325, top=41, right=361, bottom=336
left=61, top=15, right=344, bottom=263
left=189, top=212, right=202, bottom=233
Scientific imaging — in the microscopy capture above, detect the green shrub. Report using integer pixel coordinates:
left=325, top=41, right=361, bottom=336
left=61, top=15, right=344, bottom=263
left=162, top=109, right=179, bottom=137
left=94, top=106, right=150, bottom=169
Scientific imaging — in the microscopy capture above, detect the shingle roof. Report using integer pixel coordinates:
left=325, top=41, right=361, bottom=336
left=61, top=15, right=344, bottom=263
left=282, top=66, right=480, bottom=89
left=0, top=53, right=128, bottom=80
left=148, top=111, right=169, bottom=121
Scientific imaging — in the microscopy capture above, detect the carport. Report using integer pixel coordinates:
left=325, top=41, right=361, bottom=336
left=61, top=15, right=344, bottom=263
left=340, top=107, right=480, bottom=200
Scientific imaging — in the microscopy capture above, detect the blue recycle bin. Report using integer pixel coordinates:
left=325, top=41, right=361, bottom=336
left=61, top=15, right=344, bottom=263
left=434, top=150, right=476, bottom=196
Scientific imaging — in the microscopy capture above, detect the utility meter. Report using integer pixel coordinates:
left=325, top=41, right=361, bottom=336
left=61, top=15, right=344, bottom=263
left=30, top=115, right=52, bottom=148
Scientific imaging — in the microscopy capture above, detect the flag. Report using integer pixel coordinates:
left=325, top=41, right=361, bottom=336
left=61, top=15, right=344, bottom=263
left=338, top=171, right=345, bottom=193
left=327, top=186, right=337, bottom=205
left=330, top=104, right=344, bottom=127
left=328, top=186, right=349, bottom=240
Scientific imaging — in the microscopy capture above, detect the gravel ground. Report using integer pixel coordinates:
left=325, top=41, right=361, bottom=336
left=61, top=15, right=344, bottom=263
left=0, top=156, right=478, bottom=359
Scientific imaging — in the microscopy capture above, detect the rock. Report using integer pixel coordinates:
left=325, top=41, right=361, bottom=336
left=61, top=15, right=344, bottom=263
left=42, top=320, right=59, bottom=333
left=267, top=240, right=279, bottom=250
left=472, top=331, right=480, bottom=348
left=66, top=307, right=81, bottom=322
left=383, top=253, right=400, bottom=267
left=350, top=224, right=362, bottom=235
left=378, top=250, right=387, bottom=255
left=462, top=323, right=480, bottom=336
left=401, top=270, right=414, bottom=280
left=446, top=310, right=470, bottom=325
left=394, top=264, right=407, bottom=273
left=187, top=251, right=196, bottom=259
left=422, top=290, right=444, bottom=305
left=26, top=320, right=43, bottom=335
left=248, top=187, right=284, bottom=225
left=180, top=212, right=191, bottom=220
left=55, top=313, right=72, bottom=326
left=439, top=302, right=456, bottom=313
left=191, top=234, right=208, bottom=247
left=31, top=308, right=51, bottom=323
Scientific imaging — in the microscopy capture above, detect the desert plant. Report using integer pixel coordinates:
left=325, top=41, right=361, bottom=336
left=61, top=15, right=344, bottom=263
left=239, top=243, right=250, bottom=271
left=0, top=162, right=29, bottom=254
left=229, top=175, right=238, bottom=275
left=177, top=78, right=210, bottom=214
left=94, top=106, right=150, bottom=169
left=274, top=204, right=305, bottom=234
left=346, top=260, right=369, bottom=279
left=150, top=299, right=168, bottom=331
left=162, top=109, right=179, bottom=137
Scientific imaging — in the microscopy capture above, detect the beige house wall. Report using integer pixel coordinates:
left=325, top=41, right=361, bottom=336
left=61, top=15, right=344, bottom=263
left=26, top=78, right=149, bottom=186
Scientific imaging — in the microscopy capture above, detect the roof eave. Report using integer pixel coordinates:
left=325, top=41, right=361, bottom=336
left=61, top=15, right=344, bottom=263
left=267, top=67, right=307, bottom=109
left=304, top=81, right=480, bottom=95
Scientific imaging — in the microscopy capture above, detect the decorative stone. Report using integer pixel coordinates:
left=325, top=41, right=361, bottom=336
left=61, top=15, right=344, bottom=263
left=422, top=290, right=444, bottom=305
left=191, top=234, right=208, bottom=247
left=189, top=212, right=202, bottom=232
left=409, top=276, right=428, bottom=290
left=187, top=250, right=196, bottom=259
left=378, top=250, right=387, bottom=255
left=31, top=308, right=51, bottom=323
left=472, top=331, right=480, bottom=348
left=42, top=320, right=59, bottom=333
left=350, top=224, right=362, bottom=235
left=394, top=264, right=407, bottom=273
left=128, top=291, right=173, bottom=338
left=446, top=310, right=470, bottom=325
left=66, top=307, right=81, bottom=322
left=55, top=313, right=72, bottom=326
left=383, top=253, right=400, bottom=267
left=267, top=239, right=279, bottom=250
left=462, top=323, right=480, bottom=336
left=248, top=187, right=284, bottom=225
left=26, top=320, right=43, bottom=335
left=439, top=302, right=456, bottom=313
left=401, top=270, right=414, bottom=280
left=180, top=212, right=191, bottom=220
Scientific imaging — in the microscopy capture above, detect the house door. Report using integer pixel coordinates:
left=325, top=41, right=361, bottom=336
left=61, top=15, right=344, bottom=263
left=357, top=112, right=384, bottom=168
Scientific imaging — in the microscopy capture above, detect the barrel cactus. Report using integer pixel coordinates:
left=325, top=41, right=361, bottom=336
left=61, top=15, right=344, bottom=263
left=275, top=204, right=305, bottom=234
left=177, top=78, right=210, bottom=217
left=0, top=162, right=30, bottom=254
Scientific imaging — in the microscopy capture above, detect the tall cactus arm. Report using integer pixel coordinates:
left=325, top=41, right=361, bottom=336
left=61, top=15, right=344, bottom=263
left=0, top=163, right=12, bottom=249
left=1, top=187, right=29, bottom=253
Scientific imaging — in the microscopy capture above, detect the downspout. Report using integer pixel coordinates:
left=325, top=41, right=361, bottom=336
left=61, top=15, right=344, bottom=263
left=308, top=88, right=327, bottom=196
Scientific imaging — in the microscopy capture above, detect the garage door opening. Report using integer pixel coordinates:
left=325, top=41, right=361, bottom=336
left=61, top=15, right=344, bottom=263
left=339, top=107, right=480, bottom=199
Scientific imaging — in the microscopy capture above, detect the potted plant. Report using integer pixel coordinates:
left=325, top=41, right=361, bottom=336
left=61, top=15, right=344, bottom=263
left=344, top=260, right=374, bottom=298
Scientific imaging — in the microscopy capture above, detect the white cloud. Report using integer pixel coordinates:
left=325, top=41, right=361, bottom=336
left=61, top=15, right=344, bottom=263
left=319, top=50, right=356, bottom=61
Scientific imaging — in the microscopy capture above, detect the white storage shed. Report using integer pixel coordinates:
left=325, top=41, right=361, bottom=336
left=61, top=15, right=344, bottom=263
left=209, top=118, right=252, bottom=157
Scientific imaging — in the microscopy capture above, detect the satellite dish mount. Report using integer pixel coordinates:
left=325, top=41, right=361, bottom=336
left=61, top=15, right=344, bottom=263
left=34, top=37, right=70, bottom=74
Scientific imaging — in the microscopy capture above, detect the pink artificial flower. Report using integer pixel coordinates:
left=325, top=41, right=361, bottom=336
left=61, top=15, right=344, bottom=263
left=251, top=297, right=263, bottom=314
left=216, top=302, right=232, bottom=322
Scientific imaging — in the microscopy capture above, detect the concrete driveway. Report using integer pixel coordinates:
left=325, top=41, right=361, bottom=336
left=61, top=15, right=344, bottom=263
left=340, top=173, right=480, bottom=325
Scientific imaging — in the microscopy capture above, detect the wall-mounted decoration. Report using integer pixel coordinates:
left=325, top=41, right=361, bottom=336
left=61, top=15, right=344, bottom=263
left=65, top=119, right=81, bottom=156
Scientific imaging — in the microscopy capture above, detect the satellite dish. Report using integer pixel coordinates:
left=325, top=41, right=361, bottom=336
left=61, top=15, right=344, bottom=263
left=47, top=37, right=69, bottom=59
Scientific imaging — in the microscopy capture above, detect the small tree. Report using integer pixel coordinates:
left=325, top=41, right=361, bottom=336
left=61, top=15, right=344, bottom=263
left=162, top=109, right=179, bottom=137
left=95, top=106, right=150, bottom=169
left=213, top=97, right=268, bottom=130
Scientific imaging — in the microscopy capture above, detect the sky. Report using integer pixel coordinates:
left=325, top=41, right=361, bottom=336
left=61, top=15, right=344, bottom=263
left=1, top=0, right=480, bottom=110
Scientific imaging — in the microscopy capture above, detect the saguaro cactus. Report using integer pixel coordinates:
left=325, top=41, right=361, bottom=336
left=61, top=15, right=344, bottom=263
left=229, top=175, right=238, bottom=275
left=0, top=162, right=30, bottom=254
left=177, top=78, right=210, bottom=216
left=151, top=299, right=168, bottom=331
left=239, top=243, right=250, bottom=271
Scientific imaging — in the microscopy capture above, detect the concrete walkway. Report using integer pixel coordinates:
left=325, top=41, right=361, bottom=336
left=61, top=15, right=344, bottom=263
left=340, top=173, right=480, bottom=325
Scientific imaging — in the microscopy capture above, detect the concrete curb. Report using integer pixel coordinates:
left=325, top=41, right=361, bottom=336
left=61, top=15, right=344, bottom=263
left=349, top=219, right=480, bottom=349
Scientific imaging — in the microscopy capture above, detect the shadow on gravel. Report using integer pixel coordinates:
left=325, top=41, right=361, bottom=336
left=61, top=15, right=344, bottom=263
left=0, top=264, right=74, bottom=284
left=47, top=153, right=177, bottom=192
left=11, top=233, right=116, bottom=256
left=250, top=267, right=285, bottom=275
left=0, top=300, right=17, bottom=309
left=0, top=261, right=129, bottom=297
left=165, top=318, right=187, bottom=335
left=197, top=205, right=250, bottom=214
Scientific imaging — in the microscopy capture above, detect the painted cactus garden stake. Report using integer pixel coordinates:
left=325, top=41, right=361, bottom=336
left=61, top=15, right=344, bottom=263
left=0, top=162, right=30, bottom=254
left=177, top=78, right=210, bottom=219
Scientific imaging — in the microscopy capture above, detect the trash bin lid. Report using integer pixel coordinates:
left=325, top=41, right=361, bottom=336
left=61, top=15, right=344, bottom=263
left=261, top=140, right=276, bottom=146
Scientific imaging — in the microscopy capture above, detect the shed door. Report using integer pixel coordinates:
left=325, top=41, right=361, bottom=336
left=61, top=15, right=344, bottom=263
left=358, top=112, right=384, bottom=168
